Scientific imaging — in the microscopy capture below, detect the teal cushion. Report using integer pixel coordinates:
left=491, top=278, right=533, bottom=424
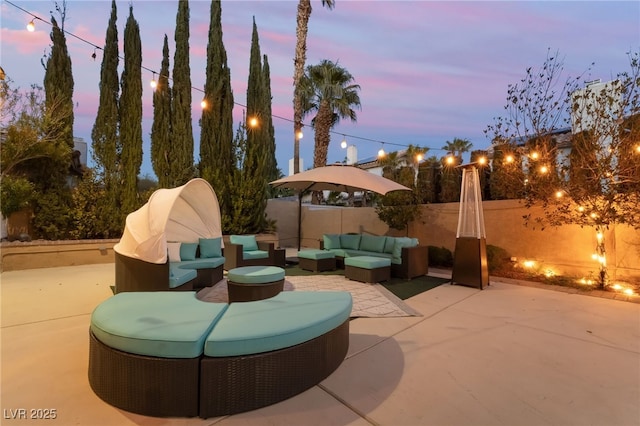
left=360, top=235, right=386, bottom=253
left=326, top=248, right=348, bottom=258
left=340, top=234, right=361, bottom=250
left=242, top=250, right=269, bottom=260
left=177, top=258, right=225, bottom=270
left=344, top=255, right=391, bottom=269
left=392, top=237, right=418, bottom=263
left=323, top=234, right=341, bottom=250
left=230, top=235, right=258, bottom=251
left=228, top=266, right=285, bottom=284
left=169, top=265, right=198, bottom=288
left=298, top=249, right=335, bottom=260
left=383, top=237, right=396, bottom=254
left=91, top=292, right=228, bottom=358
left=204, top=291, right=352, bottom=357
left=199, top=237, right=222, bottom=258
left=180, top=243, right=198, bottom=261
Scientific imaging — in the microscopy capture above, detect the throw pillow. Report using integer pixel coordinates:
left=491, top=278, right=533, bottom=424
left=199, top=237, right=222, bottom=258
left=392, top=237, right=413, bottom=261
left=360, top=235, right=386, bottom=253
left=230, top=235, right=258, bottom=251
left=323, top=234, right=341, bottom=250
left=180, top=242, right=198, bottom=261
left=167, top=242, right=182, bottom=262
left=340, top=234, right=361, bottom=250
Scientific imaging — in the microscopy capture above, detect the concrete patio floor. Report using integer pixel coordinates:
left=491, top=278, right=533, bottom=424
left=1, top=263, right=639, bottom=426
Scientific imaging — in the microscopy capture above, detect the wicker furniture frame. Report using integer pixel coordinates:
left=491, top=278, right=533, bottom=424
left=223, top=241, right=278, bottom=270
left=344, top=264, right=391, bottom=283
left=88, top=331, right=200, bottom=417
left=89, top=319, right=349, bottom=419
left=299, top=256, right=336, bottom=272
left=226, top=278, right=285, bottom=303
left=199, top=319, right=349, bottom=418
left=115, top=251, right=224, bottom=293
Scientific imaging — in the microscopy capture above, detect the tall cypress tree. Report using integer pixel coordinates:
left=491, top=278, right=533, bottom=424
left=151, top=35, right=172, bottom=188
left=33, top=14, right=75, bottom=239
left=91, top=0, right=120, bottom=221
left=119, top=5, right=143, bottom=214
left=200, top=0, right=234, bottom=226
left=262, top=54, right=279, bottom=187
left=235, top=18, right=268, bottom=232
left=170, top=0, right=194, bottom=187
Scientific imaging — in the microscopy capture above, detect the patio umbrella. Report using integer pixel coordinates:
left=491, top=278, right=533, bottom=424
left=270, top=165, right=411, bottom=249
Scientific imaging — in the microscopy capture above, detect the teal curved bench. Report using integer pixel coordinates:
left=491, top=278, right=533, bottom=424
left=88, top=290, right=352, bottom=419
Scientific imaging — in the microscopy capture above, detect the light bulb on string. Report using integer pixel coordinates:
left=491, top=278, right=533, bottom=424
left=340, top=135, right=347, bottom=149
left=150, top=73, right=157, bottom=90
left=200, top=99, right=207, bottom=109
left=27, top=19, right=35, bottom=32
left=377, top=144, right=386, bottom=158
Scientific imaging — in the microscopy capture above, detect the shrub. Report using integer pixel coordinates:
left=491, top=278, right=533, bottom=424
left=428, top=246, right=453, bottom=267
left=486, top=245, right=511, bottom=273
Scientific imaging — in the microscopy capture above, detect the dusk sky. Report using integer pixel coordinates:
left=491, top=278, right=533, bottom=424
left=2, top=1, right=639, bottom=178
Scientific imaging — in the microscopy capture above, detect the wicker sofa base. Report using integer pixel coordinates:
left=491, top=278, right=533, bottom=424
left=199, top=319, right=349, bottom=418
left=227, top=278, right=284, bottom=302
left=89, top=319, right=349, bottom=419
left=299, top=257, right=336, bottom=272
left=88, top=331, right=200, bottom=418
left=344, top=264, right=391, bottom=283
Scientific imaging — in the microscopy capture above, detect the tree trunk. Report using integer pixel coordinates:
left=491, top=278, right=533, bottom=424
left=595, top=225, right=608, bottom=289
left=293, top=0, right=311, bottom=175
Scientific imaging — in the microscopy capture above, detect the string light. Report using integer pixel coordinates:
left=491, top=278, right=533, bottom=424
left=340, top=135, right=347, bottom=149
left=150, top=73, right=157, bottom=90
left=7, top=0, right=453, bottom=157
left=377, top=144, right=385, bottom=158
left=200, top=99, right=207, bottom=109
left=26, top=19, right=35, bottom=32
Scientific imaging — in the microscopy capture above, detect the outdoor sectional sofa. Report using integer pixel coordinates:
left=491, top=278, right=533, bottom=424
left=88, top=290, right=352, bottom=418
left=320, top=233, right=429, bottom=279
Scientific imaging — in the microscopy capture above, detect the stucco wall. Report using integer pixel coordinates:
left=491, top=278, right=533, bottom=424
left=266, top=199, right=640, bottom=280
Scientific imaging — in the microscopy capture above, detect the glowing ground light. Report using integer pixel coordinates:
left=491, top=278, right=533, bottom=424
left=523, top=260, right=535, bottom=268
left=505, top=154, right=514, bottom=163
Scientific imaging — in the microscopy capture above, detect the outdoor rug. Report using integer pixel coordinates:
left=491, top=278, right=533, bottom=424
left=197, top=275, right=421, bottom=318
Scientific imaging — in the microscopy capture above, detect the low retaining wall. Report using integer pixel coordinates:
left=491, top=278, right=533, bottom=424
left=0, top=234, right=280, bottom=272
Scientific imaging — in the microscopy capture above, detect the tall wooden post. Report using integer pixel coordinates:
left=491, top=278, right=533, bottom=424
left=452, top=164, right=489, bottom=289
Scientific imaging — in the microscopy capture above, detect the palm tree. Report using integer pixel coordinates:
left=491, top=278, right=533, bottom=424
left=292, top=0, right=335, bottom=174
left=442, top=137, right=473, bottom=164
left=300, top=59, right=361, bottom=169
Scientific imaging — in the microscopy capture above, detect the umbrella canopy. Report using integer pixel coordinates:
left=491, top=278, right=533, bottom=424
left=270, top=165, right=411, bottom=249
left=270, top=165, right=411, bottom=195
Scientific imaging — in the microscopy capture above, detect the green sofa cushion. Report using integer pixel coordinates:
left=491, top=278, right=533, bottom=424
left=340, top=234, right=361, bottom=250
left=204, top=291, right=352, bottom=357
left=175, top=258, right=225, bottom=270
left=392, top=237, right=418, bottom=263
left=169, top=267, right=197, bottom=288
left=230, top=235, right=258, bottom=251
left=360, top=235, right=386, bottom=253
left=199, top=237, right=222, bottom=258
left=344, top=255, right=391, bottom=269
left=383, top=237, right=396, bottom=254
left=180, top=242, right=198, bottom=261
left=227, top=265, right=285, bottom=284
left=242, top=249, right=269, bottom=260
left=323, top=234, right=341, bottom=250
left=91, top=292, right=227, bottom=358
left=298, top=249, right=335, bottom=260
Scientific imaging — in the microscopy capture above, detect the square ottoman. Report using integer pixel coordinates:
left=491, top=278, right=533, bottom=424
left=344, top=256, right=391, bottom=283
left=298, top=249, right=336, bottom=272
